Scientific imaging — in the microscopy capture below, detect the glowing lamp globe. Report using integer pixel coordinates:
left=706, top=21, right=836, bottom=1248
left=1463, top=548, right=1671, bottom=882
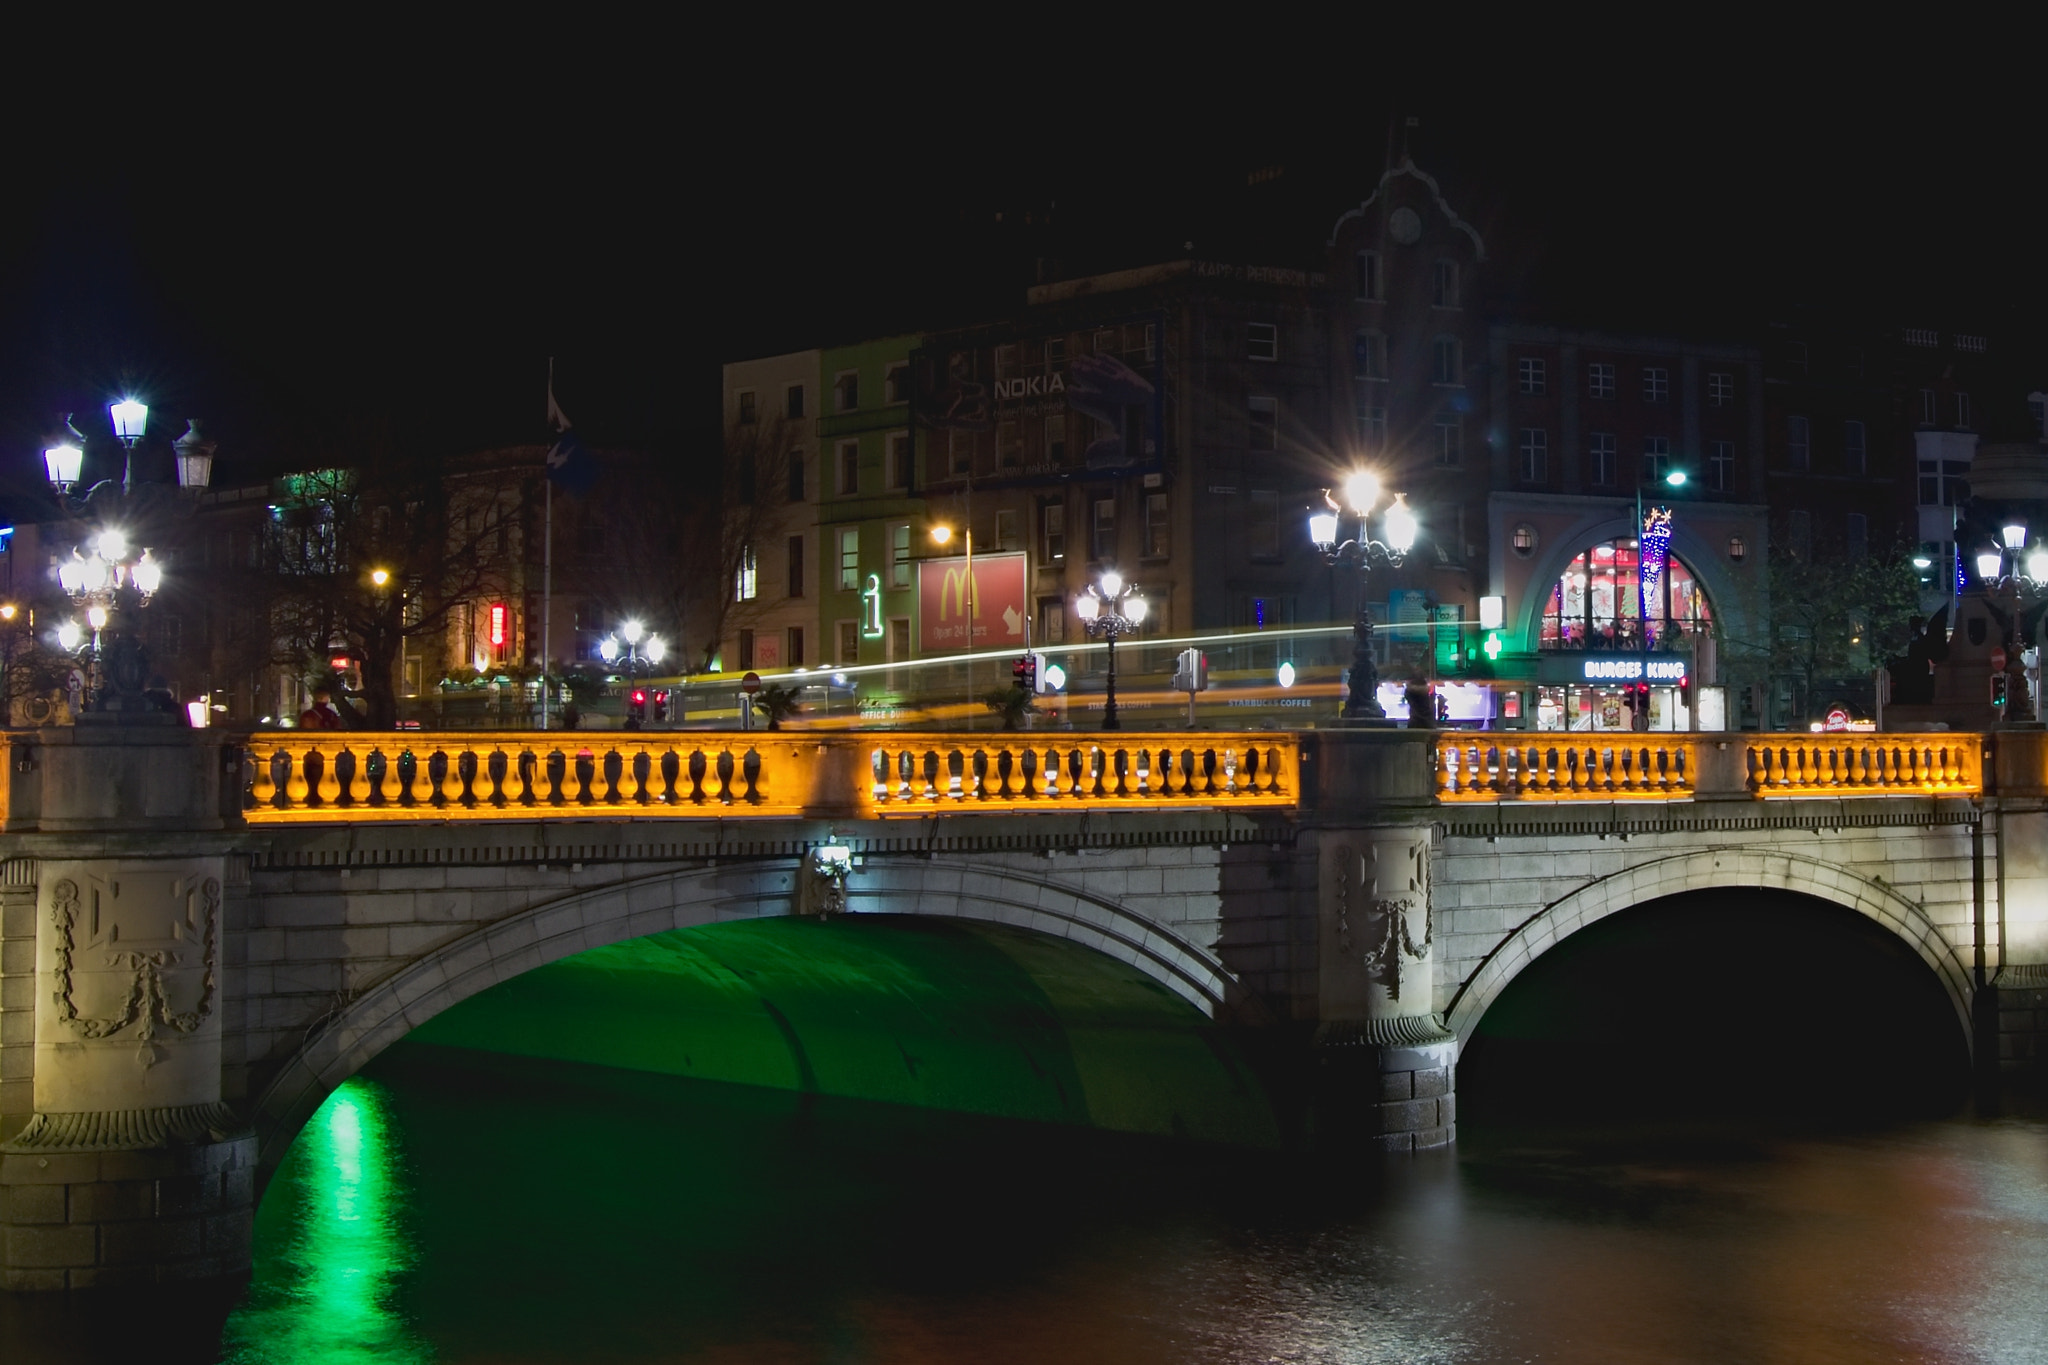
left=598, top=636, right=621, bottom=664
left=1666, top=469, right=1688, bottom=487
left=57, top=621, right=82, bottom=651
left=109, top=399, right=147, bottom=442
left=86, top=605, right=109, bottom=630
left=43, top=444, right=83, bottom=488
left=1342, top=470, right=1380, bottom=515
left=1099, top=570, right=1123, bottom=599
left=2004, top=524, right=2029, bottom=551
left=1075, top=592, right=1100, bottom=623
left=1977, top=550, right=2004, bottom=582
left=96, top=529, right=129, bottom=562
left=57, top=558, right=84, bottom=594
left=621, top=619, right=645, bottom=645
left=1383, top=494, right=1419, bottom=553
left=1124, top=594, right=1149, bottom=625
left=644, top=635, right=667, bottom=666
left=1308, top=509, right=1339, bottom=550
left=2029, top=550, right=2048, bottom=582
left=131, top=552, right=162, bottom=597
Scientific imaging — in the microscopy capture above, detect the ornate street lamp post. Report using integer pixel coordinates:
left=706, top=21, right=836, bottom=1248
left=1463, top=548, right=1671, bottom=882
left=1074, top=569, right=1147, bottom=731
left=598, top=618, right=668, bottom=679
left=1309, top=471, right=1417, bottom=720
left=1975, top=522, right=2045, bottom=726
left=39, top=401, right=214, bottom=713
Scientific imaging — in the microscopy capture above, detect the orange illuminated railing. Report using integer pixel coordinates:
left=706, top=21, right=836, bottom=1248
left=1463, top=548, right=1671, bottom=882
left=1436, top=736, right=1696, bottom=801
left=1745, top=734, right=1982, bottom=798
left=240, top=730, right=1301, bottom=823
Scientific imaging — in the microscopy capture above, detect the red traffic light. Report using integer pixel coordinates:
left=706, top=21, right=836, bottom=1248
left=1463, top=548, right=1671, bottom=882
left=631, top=689, right=647, bottom=705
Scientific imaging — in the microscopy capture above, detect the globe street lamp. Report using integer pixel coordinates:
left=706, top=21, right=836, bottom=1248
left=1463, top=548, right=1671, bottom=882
left=37, top=401, right=214, bottom=713
left=1975, top=522, right=2046, bottom=725
left=1075, top=569, right=1147, bottom=730
left=1310, top=471, right=1417, bottom=720
left=598, top=619, right=667, bottom=678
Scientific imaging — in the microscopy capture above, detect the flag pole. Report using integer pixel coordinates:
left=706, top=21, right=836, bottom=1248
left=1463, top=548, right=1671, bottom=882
left=541, top=357, right=555, bottom=731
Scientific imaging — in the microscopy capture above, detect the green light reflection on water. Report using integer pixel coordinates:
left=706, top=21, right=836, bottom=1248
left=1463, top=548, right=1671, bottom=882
left=221, top=1077, right=433, bottom=1365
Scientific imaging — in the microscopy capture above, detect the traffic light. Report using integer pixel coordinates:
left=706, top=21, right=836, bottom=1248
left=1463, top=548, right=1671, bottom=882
left=629, top=688, right=648, bottom=722
left=652, top=688, right=669, bottom=722
left=1014, top=654, right=1036, bottom=691
left=1170, top=647, right=1208, bottom=692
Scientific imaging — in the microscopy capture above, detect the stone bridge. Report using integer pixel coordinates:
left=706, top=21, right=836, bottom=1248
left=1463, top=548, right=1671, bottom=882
left=2, top=723, right=2044, bottom=1290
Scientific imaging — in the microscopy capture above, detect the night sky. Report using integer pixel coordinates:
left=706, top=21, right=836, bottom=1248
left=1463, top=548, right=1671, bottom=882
left=2, top=71, right=2037, bottom=505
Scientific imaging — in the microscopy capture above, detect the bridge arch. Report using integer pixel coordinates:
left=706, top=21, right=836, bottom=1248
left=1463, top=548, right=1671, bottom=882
left=252, top=856, right=1237, bottom=1167
left=1443, top=846, right=1975, bottom=1046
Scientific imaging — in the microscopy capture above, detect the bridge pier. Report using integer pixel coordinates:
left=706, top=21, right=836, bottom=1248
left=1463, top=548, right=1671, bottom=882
left=0, top=727, right=252, bottom=1290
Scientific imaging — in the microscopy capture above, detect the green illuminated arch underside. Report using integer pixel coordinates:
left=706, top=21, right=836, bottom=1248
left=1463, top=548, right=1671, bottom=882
left=405, top=916, right=1279, bottom=1148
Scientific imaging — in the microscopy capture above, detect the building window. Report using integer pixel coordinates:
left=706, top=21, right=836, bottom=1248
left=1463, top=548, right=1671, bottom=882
left=1511, top=524, right=1538, bottom=557
left=1588, top=363, right=1615, bottom=399
left=835, top=370, right=859, bottom=412
left=1787, top=510, right=1812, bottom=561
left=1588, top=433, right=1617, bottom=487
left=1247, top=322, right=1278, bottom=362
left=1144, top=492, right=1170, bottom=559
left=838, top=621, right=858, bottom=666
left=1919, top=459, right=1970, bottom=506
left=1037, top=597, right=1065, bottom=645
left=1518, top=428, right=1548, bottom=482
left=951, top=430, right=975, bottom=475
left=999, top=419, right=1023, bottom=468
left=735, top=544, right=757, bottom=601
left=1843, top=420, right=1866, bottom=475
left=889, top=522, right=910, bottom=588
left=1354, top=331, right=1387, bottom=381
left=1434, top=414, right=1462, bottom=467
left=1248, top=397, right=1277, bottom=450
left=1846, top=512, right=1868, bottom=561
left=1643, top=367, right=1669, bottom=403
left=1957, top=392, right=1972, bottom=428
left=838, top=527, right=859, bottom=591
left=1921, top=389, right=1937, bottom=425
left=1786, top=415, right=1810, bottom=471
left=737, top=391, right=757, bottom=425
left=1540, top=538, right=1714, bottom=652
left=1709, top=440, right=1735, bottom=491
left=1355, top=250, right=1381, bottom=301
left=1355, top=399, right=1387, bottom=448
left=1041, top=499, right=1066, bottom=562
left=884, top=362, right=909, bottom=404
left=786, top=535, right=805, bottom=598
left=1518, top=357, right=1546, bottom=395
left=2032, top=395, right=2048, bottom=438
left=786, top=385, right=805, bottom=420
left=787, top=626, right=805, bottom=667
left=1643, top=436, right=1671, bottom=483
left=837, top=440, right=860, bottom=495
left=1905, top=327, right=1939, bottom=348
left=1432, top=337, right=1461, bottom=385
left=995, top=508, right=1019, bottom=551
left=1707, top=371, right=1733, bottom=407
left=735, top=457, right=755, bottom=506
left=1431, top=260, right=1459, bottom=308
left=888, top=431, right=913, bottom=490
left=787, top=450, right=805, bottom=502
left=1728, top=536, right=1747, bottom=563
left=889, top=617, right=911, bottom=664
left=737, top=628, right=755, bottom=670
left=1248, top=490, right=1279, bottom=560
left=1092, top=497, right=1117, bottom=560
left=1045, top=413, right=1067, bottom=464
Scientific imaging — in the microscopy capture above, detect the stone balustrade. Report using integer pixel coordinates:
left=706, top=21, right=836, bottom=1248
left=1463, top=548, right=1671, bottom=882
left=1745, top=734, right=1982, bottom=797
left=242, top=731, right=1302, bottom=823
left=1437, top=736, right=1697, bottom=800
left=1437, top=732, right=1988, bottom=802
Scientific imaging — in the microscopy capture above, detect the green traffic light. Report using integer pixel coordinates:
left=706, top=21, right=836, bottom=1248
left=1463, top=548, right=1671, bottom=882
left=1483, top=632, right=1503, bottom=662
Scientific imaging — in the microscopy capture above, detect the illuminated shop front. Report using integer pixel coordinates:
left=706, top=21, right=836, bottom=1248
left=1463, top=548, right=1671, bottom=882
left=1531, top=534, right=1721, bottom=732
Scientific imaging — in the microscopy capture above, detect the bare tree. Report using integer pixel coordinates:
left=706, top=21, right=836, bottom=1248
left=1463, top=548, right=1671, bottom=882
left=675, top=415, right=797, bottom=671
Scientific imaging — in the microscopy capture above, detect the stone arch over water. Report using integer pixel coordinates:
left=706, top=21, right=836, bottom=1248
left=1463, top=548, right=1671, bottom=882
left=252, top=857, right=1238, bottom=1169
left=1443, top=847, right=1975, bottom=1047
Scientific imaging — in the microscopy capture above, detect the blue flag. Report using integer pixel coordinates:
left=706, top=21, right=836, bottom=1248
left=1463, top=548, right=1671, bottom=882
left=545, top=382, right=598, bottom=494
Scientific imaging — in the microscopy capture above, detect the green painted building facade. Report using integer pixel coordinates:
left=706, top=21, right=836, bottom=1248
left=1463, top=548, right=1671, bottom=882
left=815, top=334, right=925, bottom=672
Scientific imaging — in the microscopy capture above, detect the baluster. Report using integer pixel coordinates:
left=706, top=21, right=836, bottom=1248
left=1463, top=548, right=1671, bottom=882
left=1947, top=744, right=1965, bottom=787
left=996, top=747, right=1015, bottom=798
left=946, top=749, right=964, bottom=799
left=500, top=746, right=526, bottom=805
left=337, top=747, right=367, bottom=805
left=1066, top=747, right=1085, bottom=797
left=919, top=750, right=938, bottom=800
left=1042, top=748, right=1063, bottom=797
left=871, top=749, right=890, bottom=804
left=1113, top=747, right=1131, bottom=797
left=741, top=748, right=762, bottom=803
left=1019, top=746, right=1039, bottom=798
left=251, top=747, right=277, bottom=808
left=432, top=749, right=459, bottom=805
left=280, top=748, right=310, bottom=807
left=1241, top=746, right=1260, bottom=795
left=683, top=749, right=706, bottom=803
left=473, top=749, right=500, bottom=806
left=899, top=749, right=917, bottom=801
left=309, top=747, right=339, bottom=805
left=714, top=748, right=736, bottom=804
left=970, top=749, right=990, bottom=800
left=617, top=744, right=642, bottom=804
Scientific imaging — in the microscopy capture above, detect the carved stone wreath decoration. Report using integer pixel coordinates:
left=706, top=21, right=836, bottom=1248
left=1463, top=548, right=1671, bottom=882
left=49, top=875, right=220, bottom=1047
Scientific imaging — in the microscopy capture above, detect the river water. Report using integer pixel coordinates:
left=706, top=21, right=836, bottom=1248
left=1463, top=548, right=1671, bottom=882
left=165, top=1044, right=2044, bottom=1365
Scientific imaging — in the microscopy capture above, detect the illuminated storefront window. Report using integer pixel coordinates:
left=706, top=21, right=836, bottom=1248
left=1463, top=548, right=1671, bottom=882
left=1539, top=536, right=1712, bottom=652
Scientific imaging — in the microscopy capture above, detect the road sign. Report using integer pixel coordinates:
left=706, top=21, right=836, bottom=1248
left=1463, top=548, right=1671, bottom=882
left=741, top=671, right=762, bottom=695
left=1992, top=647, right=2008, bottom=674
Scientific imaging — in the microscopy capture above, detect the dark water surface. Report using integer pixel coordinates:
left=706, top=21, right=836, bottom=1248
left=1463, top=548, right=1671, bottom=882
left=170, top=1044, right=2046, bottom=1365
